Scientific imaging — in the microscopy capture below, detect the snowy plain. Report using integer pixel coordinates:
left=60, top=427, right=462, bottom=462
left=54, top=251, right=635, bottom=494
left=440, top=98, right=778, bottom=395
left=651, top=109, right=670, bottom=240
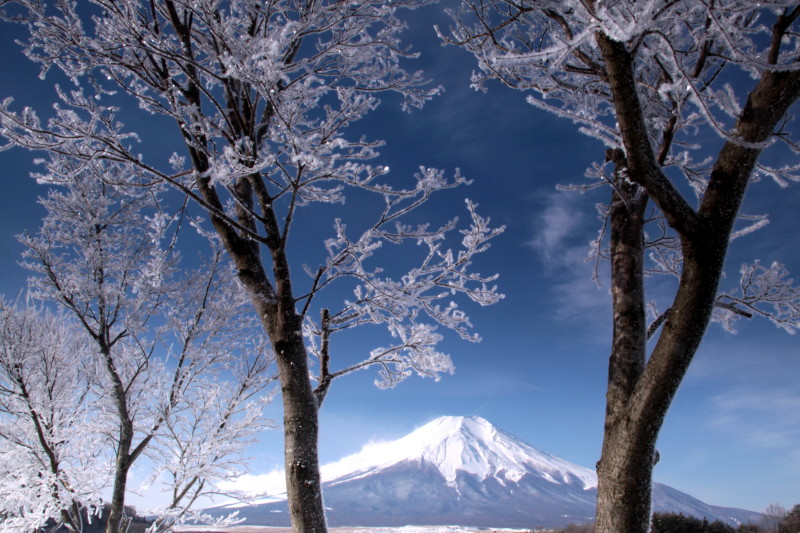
left=176, top=527, right=537, bottom=533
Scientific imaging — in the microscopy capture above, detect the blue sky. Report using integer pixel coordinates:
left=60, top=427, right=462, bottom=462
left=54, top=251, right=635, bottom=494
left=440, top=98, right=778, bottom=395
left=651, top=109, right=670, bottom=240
left=1, top=1, right=799, bottom=516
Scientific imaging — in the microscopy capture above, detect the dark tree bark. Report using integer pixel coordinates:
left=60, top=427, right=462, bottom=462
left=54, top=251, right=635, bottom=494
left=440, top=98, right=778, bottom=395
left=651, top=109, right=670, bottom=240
left=1, top=1, right=453, bottom=529
left=225, top=250, right=327, bottom=533
left=194, top=177, right=327, bottom=532
left=595, top=148, right=652, bottom=533
left=592, top=33, right=800, bottom=533
left=438, top=8, right=800, bottom=527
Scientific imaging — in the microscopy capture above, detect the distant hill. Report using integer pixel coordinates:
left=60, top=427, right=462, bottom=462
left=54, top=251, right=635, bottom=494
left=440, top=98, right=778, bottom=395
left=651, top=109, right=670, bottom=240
left=213, top=416, right=762, bottom=529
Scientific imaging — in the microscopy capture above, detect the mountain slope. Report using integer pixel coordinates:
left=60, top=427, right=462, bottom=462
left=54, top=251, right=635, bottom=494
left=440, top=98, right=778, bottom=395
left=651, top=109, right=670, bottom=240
left=216, top=416, right=761, bottom=528
left=323, top=415, right=596, bottom=492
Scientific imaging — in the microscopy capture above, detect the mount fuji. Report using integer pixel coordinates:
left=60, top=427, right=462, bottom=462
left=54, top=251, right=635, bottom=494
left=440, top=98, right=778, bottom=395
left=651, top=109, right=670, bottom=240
left=216, top=416, right=761, bottom=528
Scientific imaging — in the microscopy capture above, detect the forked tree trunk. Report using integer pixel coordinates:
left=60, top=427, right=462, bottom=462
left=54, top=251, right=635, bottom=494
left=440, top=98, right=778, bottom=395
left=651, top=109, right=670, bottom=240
left=592, top=28, right=800, bottom=532
left=595, top=234, right=726, bottom=533
left=595, top=152, right=653, bottom=533
left=594, top=133, right=737, bottom=533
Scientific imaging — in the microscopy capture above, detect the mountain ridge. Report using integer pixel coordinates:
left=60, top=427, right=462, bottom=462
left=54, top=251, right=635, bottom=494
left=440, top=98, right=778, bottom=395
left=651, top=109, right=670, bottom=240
left=215, top=415, right=762, bottom=528
left=322, top=416, right=596, bottom=492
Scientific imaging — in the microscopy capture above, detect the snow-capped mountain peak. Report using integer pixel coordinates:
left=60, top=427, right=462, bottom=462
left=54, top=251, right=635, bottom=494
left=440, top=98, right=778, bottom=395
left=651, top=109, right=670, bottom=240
left=322, top=415, right=596, bottom=490
left=213, top=415, right=762, bottom=529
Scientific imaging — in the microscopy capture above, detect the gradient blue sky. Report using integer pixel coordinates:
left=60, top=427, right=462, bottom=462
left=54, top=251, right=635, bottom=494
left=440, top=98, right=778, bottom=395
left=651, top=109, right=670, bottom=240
left=1, top=2, right=798, bottom=515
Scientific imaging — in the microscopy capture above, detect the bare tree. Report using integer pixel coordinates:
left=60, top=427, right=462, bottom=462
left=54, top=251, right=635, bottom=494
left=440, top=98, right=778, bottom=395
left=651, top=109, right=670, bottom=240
left=439, top=2, right=800, bottom=532
left=0, top=1, right=504, bottom=531
left=778, top=504, right=800, bottom=533
left=762, top=504, right=789, bottom=533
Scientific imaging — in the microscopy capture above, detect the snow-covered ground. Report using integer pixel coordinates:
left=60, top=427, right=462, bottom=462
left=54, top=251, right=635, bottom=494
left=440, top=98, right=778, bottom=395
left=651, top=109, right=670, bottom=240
left=177, top=527, right=538, bottom=533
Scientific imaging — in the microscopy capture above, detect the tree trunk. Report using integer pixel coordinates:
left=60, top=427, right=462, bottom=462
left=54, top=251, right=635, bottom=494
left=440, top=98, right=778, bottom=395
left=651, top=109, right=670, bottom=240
left=106, top=455, right=132, bottom=533
left=596, top=238, right=725, bottom=533
left=225, top=245, right=328, bottom=533
left=100, top=342, right=134, bottom=533
left=595, top=153, right=652, bottom=533
left=594, top=155, right=732, bottom=533
left=592, top=26, right=800, bottom=533
left=596, top=427, right=656, bottom=533
left=273, top=321, right=327, bottom=533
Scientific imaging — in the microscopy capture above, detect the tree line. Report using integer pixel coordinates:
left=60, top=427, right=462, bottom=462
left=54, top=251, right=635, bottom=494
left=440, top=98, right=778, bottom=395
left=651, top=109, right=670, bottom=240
left=549, top=503, right=800, bottom=533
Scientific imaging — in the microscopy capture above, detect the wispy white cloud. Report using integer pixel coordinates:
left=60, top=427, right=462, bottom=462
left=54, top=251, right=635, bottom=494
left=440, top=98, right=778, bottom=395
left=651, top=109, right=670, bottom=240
left=710, top=388, right=800, bottom=452
left=527, top=191, right=588, bottom=267
left=713, top=389, right=800, bottom=414
left=527, top=192, right=585, bottom=268
left=526, top=191, right=611, bottom=338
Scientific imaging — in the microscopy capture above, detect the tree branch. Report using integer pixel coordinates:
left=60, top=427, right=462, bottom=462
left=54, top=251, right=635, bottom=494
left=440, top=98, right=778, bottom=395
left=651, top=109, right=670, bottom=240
left=595, top=33, right=701, bottom=238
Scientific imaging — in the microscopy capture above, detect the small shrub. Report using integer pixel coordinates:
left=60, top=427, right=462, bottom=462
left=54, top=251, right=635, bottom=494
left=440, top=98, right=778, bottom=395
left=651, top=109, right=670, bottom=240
left=651, top=512, right=735, bottom=533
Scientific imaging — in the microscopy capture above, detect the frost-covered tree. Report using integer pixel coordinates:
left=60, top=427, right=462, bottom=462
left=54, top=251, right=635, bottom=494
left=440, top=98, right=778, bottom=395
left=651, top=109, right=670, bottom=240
left=15, top=156, right=274, bottom=533
left=0, top=1, right=504, bottom=531
left=0, top=300, right=102, bottom=533
left=439, top=2, right=800, bottom=532
left=144, top=253, right=275, bottom=532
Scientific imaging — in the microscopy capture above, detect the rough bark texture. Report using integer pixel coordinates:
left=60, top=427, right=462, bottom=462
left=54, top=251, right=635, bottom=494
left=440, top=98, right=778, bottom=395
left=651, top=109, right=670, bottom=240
left=240, top=282, right=327, bottom=533
left=166, top=6, right=328, bottom=523
left=197, top=187, right=328, bottom=532
left=595, top=149, right=651, bottom=533
left=273, top=323, right=327, bottom=533
left=593, top=32, right=800, bottom=533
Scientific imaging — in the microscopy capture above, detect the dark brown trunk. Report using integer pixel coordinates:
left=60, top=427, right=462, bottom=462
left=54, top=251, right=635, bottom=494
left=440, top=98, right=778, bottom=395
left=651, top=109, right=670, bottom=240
left=243, top=291, right=326, bottom=533
left=592, top=26, right=800, bottom=533
left=171, top=7, right=329, bottom=521
left=274, top=323, right=327, bottom=533
left=106, top=452, right=132, bottom=533
left=209, top=228, right=327, bottom=532
left=596, top=236, right=725, bottom=532
left=596, top=154, right=651, bottom=533
left=596, top=424, right=656, bottom=533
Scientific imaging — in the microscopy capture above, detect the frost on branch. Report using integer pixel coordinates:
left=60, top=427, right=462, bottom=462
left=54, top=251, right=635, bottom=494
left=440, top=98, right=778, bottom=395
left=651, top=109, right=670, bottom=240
left=12, top=156, right=275, bottom=531
left=142, top=253, right=276, bottom=530
left=0, top=300, right=104, bottom=533
left=306, top=192, right=504, bottom=395
left=441, top=0, right=800, bottom=181
left=713, top=261, right=800, bottom=334
left=0, top=3, right=500, bottom=526
left=442, top=2, right=800, bottom=531
left=0, top=0, right=442, bottom=209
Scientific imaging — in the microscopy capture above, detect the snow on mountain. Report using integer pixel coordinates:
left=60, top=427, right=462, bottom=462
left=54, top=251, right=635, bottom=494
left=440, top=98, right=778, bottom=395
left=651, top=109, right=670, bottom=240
left=213, top=415, right=761, bottom=528
left=322, top=415, right=596, bottom=491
